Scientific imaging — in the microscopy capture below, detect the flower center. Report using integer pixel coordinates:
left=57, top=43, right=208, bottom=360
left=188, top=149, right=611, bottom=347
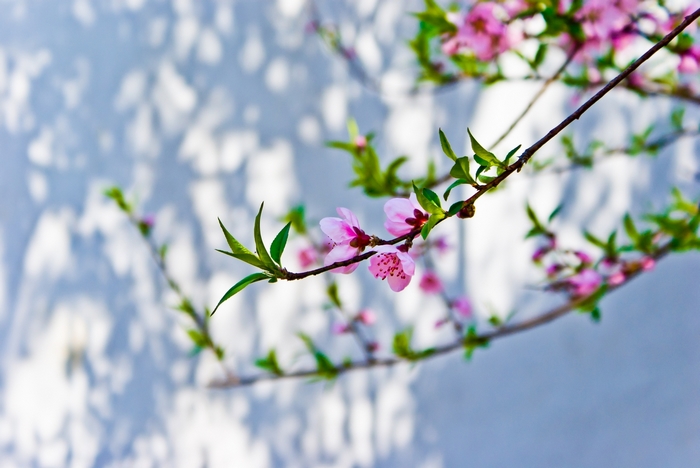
left=373, top=253, right=407, bottom=280
left=349, top=227, right=371, bottom=249
left=404, top=209, right=429, bottom=227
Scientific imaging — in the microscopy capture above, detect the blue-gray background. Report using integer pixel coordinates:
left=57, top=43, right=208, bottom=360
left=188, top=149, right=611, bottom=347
left=1, top=0, right=699, bottom=466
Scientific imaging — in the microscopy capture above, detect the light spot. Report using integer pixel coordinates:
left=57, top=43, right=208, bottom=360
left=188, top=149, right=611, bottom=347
left=243, top=105, right=260, bottom=124
left=148, top=17, right=168, bottom=48
left=297, top=115, right=321, bottom=145
left=321, top=86, right=347, bottom=131
left=356, top=29, right=382, bottom=73
left=239, top=29, right=265, bottom=73
left=27, top=127, right=54, bottom=166
left=27, top=170, right=48, bottom=203
left=24, top=209, right=73, bottom=279
left=114, top=69, right=147, bottom=111
left=265, top=57, right=289, bottom=93
left=179, top=126, right=219, bottom=175
left=215, top=4, right=234, bottom=34
left=174, top=16, right=200, bottom=61
left=246, top=140, right=297, bottom=215
left=72, top=0, right=95, bottom=27
left=276, top=0, right=305, bottom=17
left=220, top=130, right=259, bottom=173
left=197, top=28, right=223, bottom=65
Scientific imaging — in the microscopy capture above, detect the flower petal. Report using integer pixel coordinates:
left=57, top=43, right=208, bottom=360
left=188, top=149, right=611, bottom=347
left=324, top=244, right=361, bottom=274
left=336, top=207, right=360, bottom=228
left=319, top=217, right=355, bottom=243
left=387, top=272, right=412, bottom=292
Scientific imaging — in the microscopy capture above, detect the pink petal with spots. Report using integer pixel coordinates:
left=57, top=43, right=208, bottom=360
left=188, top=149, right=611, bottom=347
left=387, top=272, right=412, bottom=292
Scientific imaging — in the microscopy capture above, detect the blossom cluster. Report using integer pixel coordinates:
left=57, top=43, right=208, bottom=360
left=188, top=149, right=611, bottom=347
left=319, top=195, right=429, bottom=292
left=436, top=0, right=700, bottom=78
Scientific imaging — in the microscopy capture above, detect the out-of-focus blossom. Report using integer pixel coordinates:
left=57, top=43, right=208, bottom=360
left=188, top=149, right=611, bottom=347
left=607, top=271, right=626, bottom=286
left=574, top=250, right=593, bottom=265
left=384, top=194, right=429, bottom=236
left=567, top=269, right=602, bottom=296
left=332, top=322, right=351, bottom=335
left=641, top=256, right=656, bottom=271
left=419, top=270, right=443, bottom=294
left=355, top=309, right=376, bottom=325
left=298, top=247, right=318, bottom=269
left=354, top=135, right=367, bottom=149
left=452, top=296, right=473, bottom=319
left=368, top=245, right=416, bottom=292
left=678, top=46, right=700, bottom=73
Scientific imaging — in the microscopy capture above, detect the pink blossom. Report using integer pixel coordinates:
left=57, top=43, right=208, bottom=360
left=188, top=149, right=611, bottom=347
left=332, top=322, right=351, bottom=335
left=627, top=72, right=645, bottom=88
left=355, top=309, right=376, bottom=325
left=354, top=135, right=367, bottom=149
left=460, top=3, right=512, bottom=61
left=678, top=47, right=700, bottom=74
left=575, top=0, right=628, bottom=42
left=320, top=208, right=372, bottom=274
left=368, top=245, right=416, bottom=292
left=367, top=342, right=380, bottom=352
left=419, top=270, right=443, bottom=294
left=433, top=236, right=450, bottom=254
left=608, top=271, right=626, bottom=286
left=532, top=247, right=548, bottom=263
left=641, top=256, right=655, bottom=271
left=567, top=269, right=602, bottom=296
left=574, top=251, right=593, bottom=265
left=452, top=296, right=473, bottom=319
left=435, top=318, right=450, bottom=328
left=546, top=264, right=563, bottom=277
left=141, top=214, right=155, bottom=228
left=384, top=194, right=429, bottom=237
left=441, top=37, right=461, bottom=56
left=298, top=247, right=317, bottom=269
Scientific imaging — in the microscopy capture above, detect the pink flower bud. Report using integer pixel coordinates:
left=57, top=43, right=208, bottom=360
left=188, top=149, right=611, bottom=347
left=532, top=247, right=547, bottom=263
left=546, top=264, right=563, bottom=277
left=574, top=251, right=593, bottom=264
left=368, top=342, right=380, bottom=352
left=641, top=256, right=655, bottom=271
left=298, top=247, right=317, bottom=269
left=355, top=309, right=376, bottom=325
left=332, top=323, right=351, bottom=335
left=608, top=271, right=626, bottom=286
left=354, top=135, right=367, bottom=149
left=434, top=318, right=450, bottom=329
left=452, top=296, right=472, bottom=319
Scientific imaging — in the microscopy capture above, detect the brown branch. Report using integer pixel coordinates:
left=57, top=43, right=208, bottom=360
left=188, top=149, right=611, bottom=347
left=209, top=244, right=672, bottom=388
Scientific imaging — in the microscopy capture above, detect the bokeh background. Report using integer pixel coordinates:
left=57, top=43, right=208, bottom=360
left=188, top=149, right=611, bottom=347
left=1, top=0, right=700, bottom=466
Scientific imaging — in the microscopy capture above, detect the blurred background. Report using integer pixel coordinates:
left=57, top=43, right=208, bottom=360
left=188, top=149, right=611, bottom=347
left=1, top=0, right=700, bottom=466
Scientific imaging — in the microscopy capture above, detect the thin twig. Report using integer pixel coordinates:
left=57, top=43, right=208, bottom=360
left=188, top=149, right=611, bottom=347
left=489, top=45, right=580, bottom=151
left=210, top=244, right=672, bottom=388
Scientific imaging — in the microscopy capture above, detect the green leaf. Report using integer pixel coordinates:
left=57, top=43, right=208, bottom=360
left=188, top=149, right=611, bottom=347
left=504, top=144, right=521, bottom=166
left=478, top=174, right=496, bottom=183
left=284, top=205, right=307, bottom=234
left=270, top=222, right=292, bottom=265
left=298, top=333, right=338, bottom=380
left=218, top=218, right=254, bottom=256
left=326, top=141, right=356, bottom=152
left=421, top=212, right=444, bottom=240
left=347, top=118, right=359, bottom=139
left=392, top=328, right=435, bottom=361
left=526, top=203, right=544, bottom=232
left=255, top=350, right=284, bottom=376
left=327, top=282, right=342, bottom=309
left=212, top=272, right=270, bottom=314
left=623, top=214, right=639, bottom=241
left=215, top=250, right=266, bottom=270
left=187, top=329, right=209, bottom=348
left=438, top=128, right=457, bottom=161
left=443, top=179, right=468, bottom=200
left=584, top=231, right=607, bottom=249
left=671, top=107, right=685, bottom=131
left=548, top=204, right=563, bottom=222
left=468, top=129, right=502, bottom=168
left=413, top=182, right=444, bottom=215
left=253, top=203, right=277, bottom=270
left=463, top=325, right=489, bottom=360
left=448, top=201, right=464, bottom=217
left=449, top=157, right=477, bottom=184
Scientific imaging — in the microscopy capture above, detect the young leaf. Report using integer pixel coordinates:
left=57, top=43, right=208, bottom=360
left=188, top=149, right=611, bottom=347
left=503, top=144, right=521, bottom=166
left=671, top=107, right=685, bottom=131
left=584, top=231, right=607, bottom=249
left=413, top=182, right=444, bottom=215
left=449, top=157, right=477, bottom=184
left=468, top=129, right=502, bottom=168
left=443, top=179, right=468, bottom=200
left=447, top=201, right=465, bottom=217
left=270, top=222, right=292, bottom=265
left=218, top=218, right=254, bottom=256
left=212, top=272, right=270, bottom=314
left=421, top=213, right=444, bottom=240
left=548, top=204, right=563, bottom=222
left=187, top=329, right=209, bottom=348
left=439, top=128, right=457, bottom=161
left=215, top=250, right=266, bottom=269
left=253, top=203, right=277, bottom=270
left=623, top=214, right=639, bottom=241
left=255, top=350, right=284, bottom=376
